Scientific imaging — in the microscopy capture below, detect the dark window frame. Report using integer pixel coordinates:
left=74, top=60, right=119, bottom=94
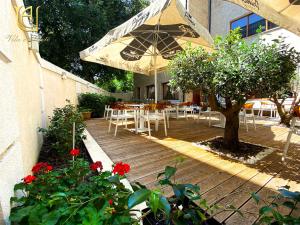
left=230, top=12, right=278, bottom=38
left=162, top=82, right=179, bottom=100
left=146, top=84, right=155, bottom=99
left=136, top=87, right=141, bottom=99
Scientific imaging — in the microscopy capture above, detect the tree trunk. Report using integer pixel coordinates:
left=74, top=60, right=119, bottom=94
left=223, top=111, right=240, bottom=151
left=272, top=96, right=294, bottom=127
left=279, top=114, right=293, bottom=127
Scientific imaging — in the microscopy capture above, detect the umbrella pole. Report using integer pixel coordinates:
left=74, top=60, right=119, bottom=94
left=154, top=56, right=158, bottom=103
left=154, top=41, right=158, bottom=103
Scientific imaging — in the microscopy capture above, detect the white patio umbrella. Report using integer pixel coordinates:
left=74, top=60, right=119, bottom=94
left=80, top=0, right=213, bottom=103
left=226, top=0, right=300, bottom=36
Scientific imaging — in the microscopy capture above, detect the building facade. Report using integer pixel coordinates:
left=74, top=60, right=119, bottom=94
left=133, top=0, right=300, bottom=103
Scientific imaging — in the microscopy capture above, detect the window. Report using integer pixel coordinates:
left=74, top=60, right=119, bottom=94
left=230, top=13, right=278, bottom=38
left=146, top=85, right=155, bottom=99
left=136, top=87, right=141, bottom=99
left=162, top=82, right=179, bottom=100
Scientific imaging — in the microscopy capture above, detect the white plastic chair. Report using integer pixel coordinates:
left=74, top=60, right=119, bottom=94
left=142, top=109, right=168, bottom=138
left=258, top=102, right=277, bottom=118
left=201, top=107, right=220, bottom=127
left=104, top=105, right=112, bottom=120
left=239, top=105, right=256, bottom=132
left=282, top=117, right=298, bottom=162
left=108, top=109, right=137, bottom=136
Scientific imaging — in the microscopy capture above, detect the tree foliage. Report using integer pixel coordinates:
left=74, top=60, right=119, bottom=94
left=169, top=29, right=300, bottom=150
left=24, top=0, right=148, bottom=83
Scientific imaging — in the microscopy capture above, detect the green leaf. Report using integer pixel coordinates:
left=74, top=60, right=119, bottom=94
left=149, top=191, right=160, bottom=216
left=50, top=192, right=67, bottom=198
left=159, top=196, right=171, bottom=218
left=10, top=206, right=34, bottom=222
left=173, top=184, right=185, bottom=199
left=279, top=188, right=300, bottom=201
left=251, top=192, right=260, bottom=204
left=112, top=216, right=131, bottom=225
left=164, top=166, right=177, bottom=179
left=29, top=205, right=48, bottom=225
left=272, top=210, right=284, bottom=221
left=108, top=175, right=121, bottom=184
left=128, top=189, right=151, bottom=209
left=42, top=210, right=61, bottom=225
left=81, top=207, right=101, bottom=225
left=259, top=206, right=273, bottom=215
left=282, top=201, right=296, bottom=209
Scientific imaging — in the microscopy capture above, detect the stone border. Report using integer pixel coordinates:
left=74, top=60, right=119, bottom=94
left=193, top=136, right=275, bottom=164
left=82, top=129, right=146, bottom=224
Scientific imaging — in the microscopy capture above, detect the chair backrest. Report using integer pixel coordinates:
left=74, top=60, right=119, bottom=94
left=243, top=103, right=254, bottom=114
left=144, top=103, right=166, bottom=111
left=293, top=106, right=300, bottom=118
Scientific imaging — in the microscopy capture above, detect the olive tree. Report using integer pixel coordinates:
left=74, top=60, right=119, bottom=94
left=269, top=41, right=300, bottom=127
left=169, top=30, right=298, bottom=151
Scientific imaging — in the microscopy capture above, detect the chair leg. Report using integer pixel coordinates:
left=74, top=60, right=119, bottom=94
left=245, top=117, right=248, bottom=132
left=147, top=118, right=151, bottom=138
left=167, top=113, right=170, bottom=128
left=125, top=117, right=128, bottom=128
left=253, top=116, right=256, bottom=130
left=108, top=115, right=113, bottom=132
left=282, top=118, right=296, bottom=161
left=164, top=117, right=168, bottom=136
left=114, top=117, right=119, bottom=136
left=209, top=113, right=211, bottom=127
left=155, top=120, right=159, bottom=131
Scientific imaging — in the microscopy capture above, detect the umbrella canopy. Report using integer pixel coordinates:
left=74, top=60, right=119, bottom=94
left=80, top=0, right=213, bottom=102
left=226, top=0, right=300, bottom=36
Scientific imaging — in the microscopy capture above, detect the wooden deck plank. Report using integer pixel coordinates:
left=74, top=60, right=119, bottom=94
left=224, top=175, right=289, bottom=225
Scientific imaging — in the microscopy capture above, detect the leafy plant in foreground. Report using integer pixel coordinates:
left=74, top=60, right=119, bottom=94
left=10, top=150, right=136, bottom=225
left=128, top=158, right=241, bottom=224
left=252, top=186, right=300, bottom=224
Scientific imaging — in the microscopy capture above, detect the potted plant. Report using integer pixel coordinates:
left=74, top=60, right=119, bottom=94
left=79, top=107, right=92, bottom=120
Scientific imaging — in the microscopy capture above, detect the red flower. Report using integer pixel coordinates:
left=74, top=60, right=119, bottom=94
left=23, top=175, right=36, bottom=184
left=90, top=161, right=103, bottom=171
left=46, top=165, right=53, bottom=172
left=109, top=199, right=113, bottom=205
left=32, top=162, right=53, bottom=174
left=112, top=162, right=130, bottom=176
left=70, top=148, right=80, bottom=156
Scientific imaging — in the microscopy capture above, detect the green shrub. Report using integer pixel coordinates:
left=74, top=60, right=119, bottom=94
left=39, top=102, right=86, bottom=155
left=10, top=155, right=136, bottom=225
left=78, top=93, right=116, bottom=118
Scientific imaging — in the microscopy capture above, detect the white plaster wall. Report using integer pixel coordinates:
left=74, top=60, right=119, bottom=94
left=210, top=0, right=249, bottom=36
left=0, top=0, right=131, bottom=223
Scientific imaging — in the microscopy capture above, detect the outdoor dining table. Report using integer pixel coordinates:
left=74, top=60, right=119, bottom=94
left=124, top=104, right=151, bottom=134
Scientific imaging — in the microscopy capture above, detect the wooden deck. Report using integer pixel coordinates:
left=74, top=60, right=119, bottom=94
left=86, top=117, right=300, bottom=224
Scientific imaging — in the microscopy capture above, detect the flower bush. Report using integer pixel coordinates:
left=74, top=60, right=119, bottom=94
left=10, top=151, right=136, bottom=225
left=39, top=102, right=86, bottom=155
